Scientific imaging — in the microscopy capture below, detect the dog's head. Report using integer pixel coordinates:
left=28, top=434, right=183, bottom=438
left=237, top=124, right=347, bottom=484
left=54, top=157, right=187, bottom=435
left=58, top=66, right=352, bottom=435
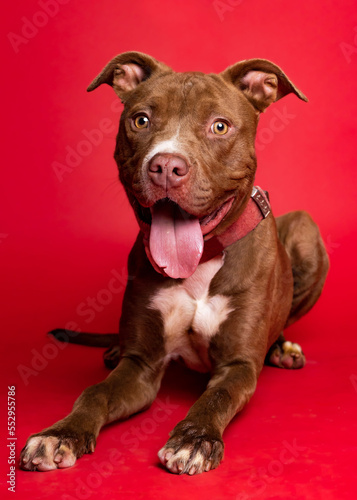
left=88, top=52, right=307, bottom=278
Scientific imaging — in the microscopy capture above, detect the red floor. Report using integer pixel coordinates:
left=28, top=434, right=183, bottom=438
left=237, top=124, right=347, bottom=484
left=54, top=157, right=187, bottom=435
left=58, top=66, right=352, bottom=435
left=1, top=230, right=357, bottom=500
left=2, top=0, right=357, bottom=499
left=1, top=287, right=357, bottom=500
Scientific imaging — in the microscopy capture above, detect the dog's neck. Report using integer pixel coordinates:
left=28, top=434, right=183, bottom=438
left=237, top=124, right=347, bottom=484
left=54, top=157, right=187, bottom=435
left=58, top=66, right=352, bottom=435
left=200, top=186, right=271, bottom=264
left=139, top=186, right=271, bottom=277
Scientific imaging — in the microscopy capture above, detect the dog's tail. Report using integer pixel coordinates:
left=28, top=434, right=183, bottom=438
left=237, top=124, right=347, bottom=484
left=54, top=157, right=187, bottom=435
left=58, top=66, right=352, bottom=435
left=48, top=329, right=118, bottom=348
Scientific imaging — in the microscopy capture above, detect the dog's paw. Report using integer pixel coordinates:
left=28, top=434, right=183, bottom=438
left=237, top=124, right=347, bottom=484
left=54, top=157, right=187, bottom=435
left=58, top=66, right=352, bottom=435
left=158, top=421, right=224, bottom=475
left=266, top=340, right=306, bottom=369
left=20, top=431, right=96, bottom=471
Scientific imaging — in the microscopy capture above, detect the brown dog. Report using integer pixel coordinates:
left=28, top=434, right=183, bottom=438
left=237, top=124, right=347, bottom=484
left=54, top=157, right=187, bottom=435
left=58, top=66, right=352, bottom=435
left=20, top=52, right=329, bottom=475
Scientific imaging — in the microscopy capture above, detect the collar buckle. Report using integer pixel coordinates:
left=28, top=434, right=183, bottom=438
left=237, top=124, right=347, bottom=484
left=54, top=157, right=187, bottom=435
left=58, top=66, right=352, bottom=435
left=251, top=186, right=271, bottom=218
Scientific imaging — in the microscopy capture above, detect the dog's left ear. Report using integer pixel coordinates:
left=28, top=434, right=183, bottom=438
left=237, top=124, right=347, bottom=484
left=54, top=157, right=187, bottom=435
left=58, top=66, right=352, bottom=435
left=87, top=51, right=172, bottom=100
left=221, top=59, right=308, bottom=112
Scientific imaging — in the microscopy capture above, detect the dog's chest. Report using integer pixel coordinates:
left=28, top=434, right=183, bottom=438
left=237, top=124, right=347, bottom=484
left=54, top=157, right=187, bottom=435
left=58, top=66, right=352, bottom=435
left=149, top=255, right=233, bottom=372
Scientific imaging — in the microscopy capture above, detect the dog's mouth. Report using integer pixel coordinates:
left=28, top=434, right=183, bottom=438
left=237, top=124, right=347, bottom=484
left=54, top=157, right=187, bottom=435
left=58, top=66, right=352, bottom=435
left=136, top=197, right=234, bottom=279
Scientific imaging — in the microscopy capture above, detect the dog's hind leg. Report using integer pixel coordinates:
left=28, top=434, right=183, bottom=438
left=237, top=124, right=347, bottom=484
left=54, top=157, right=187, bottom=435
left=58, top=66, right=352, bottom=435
left=103, top=345, right=121, bottom=369
left=276, top=210, right=329, bottom=327
left=265, top=333, right=305, bottom=369
left=265, top=210, right=329, bottom=370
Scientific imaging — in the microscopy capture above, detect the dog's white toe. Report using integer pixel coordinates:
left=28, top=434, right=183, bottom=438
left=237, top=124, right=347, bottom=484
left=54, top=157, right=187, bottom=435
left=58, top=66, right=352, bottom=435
left=20, top=436, right=77, bottom=471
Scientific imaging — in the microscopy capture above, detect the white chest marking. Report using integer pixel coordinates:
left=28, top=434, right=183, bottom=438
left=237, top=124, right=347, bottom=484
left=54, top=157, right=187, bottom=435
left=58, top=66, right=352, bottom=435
left=149, top=255, right=233, bottom=372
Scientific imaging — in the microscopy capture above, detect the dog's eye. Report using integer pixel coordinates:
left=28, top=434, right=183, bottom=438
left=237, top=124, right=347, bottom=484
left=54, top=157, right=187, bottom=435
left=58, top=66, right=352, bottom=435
left=134, top=115, right=150, bottom=129
left=211, top=121, right=229, bottom=135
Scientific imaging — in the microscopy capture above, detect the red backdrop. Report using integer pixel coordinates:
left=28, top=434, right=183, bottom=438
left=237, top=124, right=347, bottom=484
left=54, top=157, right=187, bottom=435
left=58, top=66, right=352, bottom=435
left=1, top=1, right=357, bottom=499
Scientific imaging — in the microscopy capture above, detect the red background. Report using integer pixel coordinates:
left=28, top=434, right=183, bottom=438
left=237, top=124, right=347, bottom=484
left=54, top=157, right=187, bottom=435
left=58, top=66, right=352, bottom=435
left=1, top=0, right=357, bottom=498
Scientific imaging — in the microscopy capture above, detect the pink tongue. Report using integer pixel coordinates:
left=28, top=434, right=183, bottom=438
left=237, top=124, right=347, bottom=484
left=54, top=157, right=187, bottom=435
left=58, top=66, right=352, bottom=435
left=149, top=201, right=204, bottom=279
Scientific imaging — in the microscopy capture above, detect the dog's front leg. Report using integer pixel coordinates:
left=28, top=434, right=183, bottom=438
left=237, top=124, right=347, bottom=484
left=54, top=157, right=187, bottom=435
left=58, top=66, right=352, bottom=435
left=159, top=359, right=258, bottom=475
left=20, top=356, right=164, bottom=471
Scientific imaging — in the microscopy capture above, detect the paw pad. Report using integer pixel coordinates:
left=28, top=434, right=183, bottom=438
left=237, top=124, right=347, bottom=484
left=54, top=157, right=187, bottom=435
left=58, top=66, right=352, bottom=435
left=267, top=340, right=306, bottom=369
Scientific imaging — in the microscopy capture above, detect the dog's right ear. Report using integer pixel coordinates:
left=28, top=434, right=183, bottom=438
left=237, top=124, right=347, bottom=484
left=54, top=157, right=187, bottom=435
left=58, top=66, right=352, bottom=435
left=87, top=52, right=172, bottom=100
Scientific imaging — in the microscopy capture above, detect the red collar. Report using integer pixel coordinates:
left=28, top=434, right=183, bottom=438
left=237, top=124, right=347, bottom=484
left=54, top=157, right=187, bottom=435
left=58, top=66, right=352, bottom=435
left=139, top=186, right=271, bottom=277
left=200, top=186, right=271, bottom=263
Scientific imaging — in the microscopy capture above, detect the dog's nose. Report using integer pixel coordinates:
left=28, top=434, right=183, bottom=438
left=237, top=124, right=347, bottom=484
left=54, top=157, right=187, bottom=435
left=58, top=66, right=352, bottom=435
left=148, top=154, right=190, bottom=188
